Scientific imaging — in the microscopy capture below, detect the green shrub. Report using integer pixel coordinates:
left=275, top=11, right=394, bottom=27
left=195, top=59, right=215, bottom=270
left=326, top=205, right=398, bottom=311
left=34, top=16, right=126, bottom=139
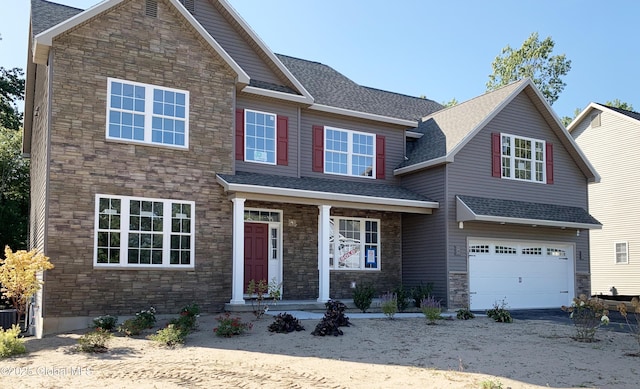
left=561, top=294, right=607, bottom=341
left=213, top=313, right=252, bottom=337
left=148, top=324, right=186, bottom=347
left=91, top=315, right=118, bottom=331
left=393, top=284, right=411, bottom=312
left=118, top=307, right=156, bottom=336
left=353, top=283, right=376, bottom=312
left=0, top=324, right=26, bottom=358
left=487, top=299, right=513, bottom=323
left=456, top=307, right=475, bottom=320
left=168, top=314, right=197, bottom=335
left=380, top=291, right=398, bottom=319
left=179, top=303, right=201, bottom=317
left=420, top=296, right=442, bottom=324
left=77, top=328, right=112, bottom=353
left=411, top=282, right=434, bottom=307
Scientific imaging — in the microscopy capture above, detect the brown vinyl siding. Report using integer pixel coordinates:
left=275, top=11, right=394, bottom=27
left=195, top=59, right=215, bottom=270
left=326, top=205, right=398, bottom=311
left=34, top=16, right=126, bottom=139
left=194, top=0, right=283, bottom=86
left=235, top=94, right=299, bottom=177
left=299, top=109, right=405, bottom=185
left=42, top=0, right=236, bottom=320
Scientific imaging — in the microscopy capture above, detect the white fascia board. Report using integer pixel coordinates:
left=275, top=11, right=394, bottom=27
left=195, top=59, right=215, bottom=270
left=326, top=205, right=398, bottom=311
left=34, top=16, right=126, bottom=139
left=566, top=103, right=598, bottom=133
left=406, top=131, right=424, bottom=139
left=393, top=155, right=453, bottom=176
left=309, top=104, right=417, bottom=127
left=468, top=215, right=602, bottom=230
left=216, top=176, right=439, bottom=210
left=32, top=0, right=251, bottom=85
left=218, top=0, right=313, bottom=100
left=242, top=85, right=313, bottom=104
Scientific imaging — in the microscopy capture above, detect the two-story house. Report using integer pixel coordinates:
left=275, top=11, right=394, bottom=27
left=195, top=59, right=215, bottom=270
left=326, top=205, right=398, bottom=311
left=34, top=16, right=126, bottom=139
left=24, top=0, right=600, bottom=337
left=569, top=103, right=640, bottom=297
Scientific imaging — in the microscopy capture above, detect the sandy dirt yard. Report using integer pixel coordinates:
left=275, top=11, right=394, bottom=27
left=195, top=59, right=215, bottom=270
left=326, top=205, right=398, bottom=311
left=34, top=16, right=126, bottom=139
left=1, top=312, right=638, bottom=388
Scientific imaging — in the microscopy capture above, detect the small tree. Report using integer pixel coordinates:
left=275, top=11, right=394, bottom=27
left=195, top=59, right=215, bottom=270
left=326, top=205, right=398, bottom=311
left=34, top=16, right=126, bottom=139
left=0, top=246, right=54, bottom=328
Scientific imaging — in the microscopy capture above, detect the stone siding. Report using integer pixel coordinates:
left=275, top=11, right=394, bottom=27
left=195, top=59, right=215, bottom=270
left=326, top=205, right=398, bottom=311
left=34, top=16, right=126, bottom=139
left=43, top=0, right=237, bottom=319
left=576, top=272, right=591, bottom=298
left=448, top=272, right=468, bottom=309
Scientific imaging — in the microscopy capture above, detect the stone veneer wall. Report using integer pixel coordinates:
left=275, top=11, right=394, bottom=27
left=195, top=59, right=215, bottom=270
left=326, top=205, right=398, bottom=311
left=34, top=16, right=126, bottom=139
left=448, top=272, right=468, bottom=309
left=576, top=272, right=591, bottom=297
left=244, top=202, right=402, bottom=300
left=43, top=0, right=236, bottom=323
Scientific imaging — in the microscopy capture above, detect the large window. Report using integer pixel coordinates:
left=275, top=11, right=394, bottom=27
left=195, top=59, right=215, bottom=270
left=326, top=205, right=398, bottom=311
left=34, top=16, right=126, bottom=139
left=615, top=241, right=629, bottom=264
left=107, top=78, right=189, bottom=148
left=501, top=133, right=545, bottom=183
left=245, top=109, right=276, bottom=164
left=328, top=217, right=380, bottom=270
left=325, top=127, right=375, bottom=177
left=94, top=195, right=195, bottom=268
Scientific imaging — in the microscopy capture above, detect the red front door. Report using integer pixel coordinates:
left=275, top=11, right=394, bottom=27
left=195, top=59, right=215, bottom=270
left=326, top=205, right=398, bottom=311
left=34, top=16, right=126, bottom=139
left=244, top=223, right=269, bottom=290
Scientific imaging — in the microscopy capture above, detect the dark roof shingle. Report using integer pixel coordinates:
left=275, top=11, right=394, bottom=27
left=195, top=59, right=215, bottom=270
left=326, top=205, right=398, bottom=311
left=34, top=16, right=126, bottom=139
left=31, top=0, right=83, bottom=35
left=598, top=104, right=640, bottom=122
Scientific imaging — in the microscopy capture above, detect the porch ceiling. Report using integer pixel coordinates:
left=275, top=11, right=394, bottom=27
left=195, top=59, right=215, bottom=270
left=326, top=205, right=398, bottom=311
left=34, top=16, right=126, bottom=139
left=217, top=172, right=438, bottom=214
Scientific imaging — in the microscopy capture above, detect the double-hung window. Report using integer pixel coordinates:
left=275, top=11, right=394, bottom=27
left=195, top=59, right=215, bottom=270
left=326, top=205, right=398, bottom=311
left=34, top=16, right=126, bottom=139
left=615, top=241, right=629, bottom=264
left=501, top=133, right=545, bottom=183
left=328, top=217, right=380, bottom=270
left=245, top=109, right=276, bottom=164
left=107, top=78, right=189, bottom=148
left=94, top=194, right=195, bottom=268
left=325, top=127, right=375, bottom=177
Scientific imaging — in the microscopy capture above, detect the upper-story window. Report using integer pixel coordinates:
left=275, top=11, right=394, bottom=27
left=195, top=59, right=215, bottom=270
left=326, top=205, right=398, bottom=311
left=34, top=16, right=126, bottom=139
left=500, top=133, right=545, bottom=183
left=325, top=127, right=375, bottom=178
left=107, top=78, right=189, bottom=148
left=615, top=241, right=628, bottom=264
left=245, top=109, right=276, bottom=164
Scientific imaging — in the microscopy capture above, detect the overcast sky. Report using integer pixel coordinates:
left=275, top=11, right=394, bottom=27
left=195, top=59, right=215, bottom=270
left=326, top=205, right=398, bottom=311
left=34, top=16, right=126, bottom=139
left=3, top=0, right=639, bottom=119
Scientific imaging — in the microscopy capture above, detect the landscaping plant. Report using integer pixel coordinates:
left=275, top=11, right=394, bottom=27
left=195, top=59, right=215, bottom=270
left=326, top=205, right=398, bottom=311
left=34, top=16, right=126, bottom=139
left=91, top=315, right=118, bottom=331
left=420, top=295, right=442, bottom=324
left=456, top=307, right=475, bottom=320
left=267, top=313, right=305, bottom=333
left=148, top=324, right=186, bottom=347
left=353, top=282, right=375, bottom=312
left=118, top=307, right=156, bottom=336
left=213, top=312, right=252, bottom=337
left=393, top=284, right=411, bottom=312
left=561, top=294, right=608, bottom=342
left=487, top=299, right=513, bottom=323
left=411, top=282, right=434, bottom=307
left=77, top=328, right=112, bottom=353
left=380, top=291, right=398, bottom=319
left=0, top=324, right=26, bottom=358
left=617, top=297, right=640, bottom=354
left=311, top=299, right=351, bottom=337
left=246, top=278, right=281, bottom=319
left=0, top=246, right=54, bottom=329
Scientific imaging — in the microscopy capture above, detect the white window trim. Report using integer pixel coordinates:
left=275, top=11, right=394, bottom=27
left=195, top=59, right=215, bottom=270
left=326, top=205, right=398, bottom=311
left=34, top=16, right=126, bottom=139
left=324, top=126, right=376, bottom=179
left=329, top=216, right=381, bottom=271
left=501, top=133, right=546, bottom=183
left=94, top=194, right=195, bottom=269
left=614, top=241, right=629, bottom=264
left=106, top=77, right=189, bottom=149
left=244, top=109, right=277, bottom=165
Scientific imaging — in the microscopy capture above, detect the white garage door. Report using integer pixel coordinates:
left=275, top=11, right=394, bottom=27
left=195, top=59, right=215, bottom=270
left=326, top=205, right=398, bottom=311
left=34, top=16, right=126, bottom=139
left=468, top=240, right=574, bottom=310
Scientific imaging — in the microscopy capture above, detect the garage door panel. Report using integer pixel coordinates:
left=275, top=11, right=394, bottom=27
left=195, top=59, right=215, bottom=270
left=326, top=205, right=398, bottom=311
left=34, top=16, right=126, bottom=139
left=469, top=240, right=573, bottom=310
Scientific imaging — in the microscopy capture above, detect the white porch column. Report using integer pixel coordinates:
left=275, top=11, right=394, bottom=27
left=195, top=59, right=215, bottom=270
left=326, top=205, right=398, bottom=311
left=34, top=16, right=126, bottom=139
left=318, top=205, right=331, bottom=302
left=230, top=198, right=246, bottom=305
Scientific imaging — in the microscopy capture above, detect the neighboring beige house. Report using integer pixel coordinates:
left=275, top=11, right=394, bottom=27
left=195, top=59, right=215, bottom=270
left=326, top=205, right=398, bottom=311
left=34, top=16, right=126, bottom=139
left=568, top=103, right=640, bottom=296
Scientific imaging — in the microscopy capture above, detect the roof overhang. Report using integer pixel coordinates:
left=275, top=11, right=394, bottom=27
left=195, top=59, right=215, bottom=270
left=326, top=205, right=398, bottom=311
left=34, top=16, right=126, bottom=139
left=309, top=104, right=418, bottom=127
left=456, top=195, right=602, bottom=230
left=394, top=155, right=453, bottom=176
left=217, top=174, right=438, bottom=214
left=32, top=0, right=250, bottom=85
left=241, top=85, right=313, bottom=104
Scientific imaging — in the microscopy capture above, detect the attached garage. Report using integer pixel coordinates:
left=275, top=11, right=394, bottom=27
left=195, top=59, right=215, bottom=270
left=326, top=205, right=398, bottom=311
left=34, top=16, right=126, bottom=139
left=468, top=239, right=574, bottom=310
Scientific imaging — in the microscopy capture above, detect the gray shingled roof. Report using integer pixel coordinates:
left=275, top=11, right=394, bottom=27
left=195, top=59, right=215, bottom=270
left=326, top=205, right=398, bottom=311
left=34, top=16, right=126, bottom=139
left=598, top=104, right=640, bottom=122
left=218, top=171, right=435, bottom=202
left=276, top=54, right=443, bottom=121
left=457, top=195, right=601, bottom=226
left=31, top=1, right=443, bottom=122
left=31, top=0, right=83, bottom=35
left=398, top=80, right=526, bottom=169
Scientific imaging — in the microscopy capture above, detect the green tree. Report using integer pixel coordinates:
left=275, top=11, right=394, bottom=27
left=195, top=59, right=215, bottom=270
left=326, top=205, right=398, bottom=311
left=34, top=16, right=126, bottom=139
left=605, top=99, right=634, bottom=111
left=441, top=97, right=458, bottom=107
left=487, top=32, right=571, bottom=106
left=561, top=107, right=582, bottom=127
left=0, top=126, right=30, bottom=249
left=0, top=36, right=25, bottom=131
